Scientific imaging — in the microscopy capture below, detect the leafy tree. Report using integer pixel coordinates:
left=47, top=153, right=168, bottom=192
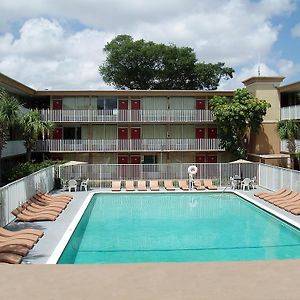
left=277, top=119, right=299, bottom=169
left=209, top=88, right=271, bottom=159
left=99, top=35, right=234, bottom=90
left=0, top=88, right=21, bottom=184
left=20, top=110, right=55, bottom=161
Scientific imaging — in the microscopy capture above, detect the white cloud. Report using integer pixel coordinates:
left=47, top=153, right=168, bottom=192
left=291, top=23, right=300, bottom=37
left=0, top=0, right=297, bottom=90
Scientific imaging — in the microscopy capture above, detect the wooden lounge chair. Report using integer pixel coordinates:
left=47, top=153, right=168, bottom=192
left=254, top=188, right=286, bottom=198
left=13, top=210, right=57, bottom=222
left=193, top=179, right=205, bottom=190
left=22, top=202, right=63, bottom=214
left=32, top=196, right=68, bottom=209
left=150, top=180, right=160, bottom=191
left=178, top=180, right=189, bottom=191
left=0, top=244, right=29, bottom=256
left=269, top=192, right=300, bottom=204
left=164, top=180, right=175, bottom=191
left=203, top=179, right=217, bottom=190
left=125, top=181, right=135, bottom=191
left=0, top=227, right=44, bottom=238
left=36, top=193, right=71, bottom=204
left=263, top=189, right=292, bottom=201
left=0, top=226, right=39, bottom=243
left=276, top=196, right=300, bottom=210
left=111, top=181, right=121, bottom=191
left=0, top=238, right=35, bottom=249
left=0, top=252, right=22, bottom=264
left=137, top=180, right=147, bottom=191
left=12, top=207, right=60, bottom=219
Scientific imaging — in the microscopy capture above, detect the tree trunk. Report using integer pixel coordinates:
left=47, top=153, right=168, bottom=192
left=26, top=148, right=32, bottom=162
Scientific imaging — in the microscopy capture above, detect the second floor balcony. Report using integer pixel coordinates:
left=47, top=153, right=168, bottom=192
left=40, top=109, right=214, bottom=123
left=281, top=105, right=300, bottom=120
left=280, top=139, right=300, bottom=153
left=34, top=138, right=224, bottom=153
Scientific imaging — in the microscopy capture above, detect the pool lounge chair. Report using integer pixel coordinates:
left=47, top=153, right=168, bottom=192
left=178, top=180, right=189, bottom=191
left=203, top=179, right=217, bottom=190
left=150, top=180, right=160, bottom=191
left=37, top=191, right=73, bottom=200
left=0, top=237, right=35, bottom=249
left=125, top=181, right=135, bottom=191
left=31, top=196, right=68, bottom=209
left=137, top=180, right=147, bottom=191
left=12, top=210, right=57, bottom=222
left=37, top=192, right=71, bottom=203
left=262, top=189, right=292, bottom=201
left=254, top=188, right=287, bottom=198
left=268, top=192, right=299, bottom=204
left=0, top=227, right=44, bottom=238
left=0, top=252, right=22, bottom=264
left=0, top=244, right=29, bottom=256
left=111, top=181, right=121, bottom=191
left=164, top=180, right=175, bottom=191
left=194, top=179, right=205, bottom=190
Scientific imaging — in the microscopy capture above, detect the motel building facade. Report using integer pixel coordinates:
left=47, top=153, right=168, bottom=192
left=0, top=72, right=299, bottom=168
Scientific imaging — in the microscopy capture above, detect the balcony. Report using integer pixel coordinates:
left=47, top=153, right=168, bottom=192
left=280, top=139, right=300, bottom=153
left=40, top=109, right=214, bottom=123
left=34, top=139, right=224, bottom=153
left=281, top=105, right=300, bottom=120
left=2, top=140, right=26, bottom=158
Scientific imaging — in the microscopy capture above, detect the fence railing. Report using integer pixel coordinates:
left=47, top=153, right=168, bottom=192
left=40, top=109, right=214, bottom=123
left=281, top=105, right=300, bottom=121
left=34, top=138, right=224, bottom=152
left=0, top=166, right=56, bottom=226
left=259, top=163, right=300, bottom=192
left=280, top=139, right=300, bottom=153
left=58, top=163, right=258, bottom=187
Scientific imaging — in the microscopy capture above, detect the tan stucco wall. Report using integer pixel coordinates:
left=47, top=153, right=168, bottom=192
left=245, top=82, right=281, bottom=122
left=248, top=123, right=280, bottom=154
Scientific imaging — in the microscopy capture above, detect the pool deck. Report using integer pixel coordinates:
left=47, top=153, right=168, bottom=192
left=3, top=186, right=300, bottom=299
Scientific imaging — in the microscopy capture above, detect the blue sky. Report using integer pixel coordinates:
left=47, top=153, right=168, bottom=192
left=0, top=0, right=299, bottom=90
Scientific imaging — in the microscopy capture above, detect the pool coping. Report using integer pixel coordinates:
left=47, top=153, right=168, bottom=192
left=46, top=189, right=300, bottom=264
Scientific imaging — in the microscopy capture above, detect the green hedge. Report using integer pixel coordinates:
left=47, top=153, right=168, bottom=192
left=7, top=160, right=64, bottom=182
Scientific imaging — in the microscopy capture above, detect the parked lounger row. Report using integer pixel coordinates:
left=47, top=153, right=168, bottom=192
left=111, top=179, right=218, bottom=191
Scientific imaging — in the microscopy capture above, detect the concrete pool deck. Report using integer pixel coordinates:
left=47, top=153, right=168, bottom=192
left=5, top=186, right=300, bottom=264
left=3, top=186, right=300, bottom=299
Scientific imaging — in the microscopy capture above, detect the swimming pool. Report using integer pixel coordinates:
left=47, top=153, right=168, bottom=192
left=58, top=192, right=300, bottom=264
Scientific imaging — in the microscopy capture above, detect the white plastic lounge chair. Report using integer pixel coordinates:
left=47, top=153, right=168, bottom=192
left=164, top=180, right=175, bottom=191
left=178, top=180, right=189, bottom=191
left=68, top=179, right=77, bottom=192
left=126, top=181, right=135, bottom=191
left=150, top=180, right=160, bottom=191
left=137, top=180, right=147, bottom=191
left=80, top=178, right=89, bottom=191
left=111, top=181, right=121, bottom=191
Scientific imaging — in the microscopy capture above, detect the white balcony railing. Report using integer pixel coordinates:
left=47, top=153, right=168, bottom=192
left=280, top=139, right=300, bottom=153
left=40, top=109, right=214, bottom=123
left=2, top=140, right=26, bottom=158
left=34, top=138, right=224, bottom=152
left=281, top=105, right=300, bottom=120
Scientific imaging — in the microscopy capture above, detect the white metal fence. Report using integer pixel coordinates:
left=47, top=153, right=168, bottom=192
left=40, top=109, right=214, bottom=123
left=259, top=164, right=300, bottom=192
left=0, top=166, right=56, bottom=226
left=58, top=163, right=258, bottom=188
left=34, top=138, right=223, bottom=152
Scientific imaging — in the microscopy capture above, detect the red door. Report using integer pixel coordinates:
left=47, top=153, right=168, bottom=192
left=195, top=155, right=205, bottom=163
left=207, top=128, right=217, bottom=139
left=196, top=100, right=205, bottom=110
left=118, top=99, right=128, bottom=110
left=118, top=155, right=129, bottom=164
left=52, top=99, right=62, bottom=110
left=53, top=127, right=62, bottom=139
left=131, top=99, right=140, bottom=110
left=131, top=128, right=141, bottom=139
left=207, top=155, right=217, bottom=163
left=118, top=128, right=128, bottom=139
left=195, top=128, right=205, bottom=139
left=131, top=156, right=141, bottom=164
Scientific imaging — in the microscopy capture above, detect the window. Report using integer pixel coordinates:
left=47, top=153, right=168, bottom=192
left=63, top=127, right=81, bottom=140
left=143, top=155, right=158, bottom=172
left=97, top=97, right=117, bottom=110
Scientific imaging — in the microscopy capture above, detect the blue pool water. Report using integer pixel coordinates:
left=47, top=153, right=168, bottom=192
left=58, top=193, right=300, bottom=264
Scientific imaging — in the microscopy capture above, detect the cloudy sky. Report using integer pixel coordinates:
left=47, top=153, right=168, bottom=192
left=0, top=0, right=299, bottom=90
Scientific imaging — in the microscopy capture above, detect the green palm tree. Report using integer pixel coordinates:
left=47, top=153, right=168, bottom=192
left=0, top=88, right=21, bottom=184
left=277, top=119, right=299, bottom=169
left=20, top=110, right=55, bottom=161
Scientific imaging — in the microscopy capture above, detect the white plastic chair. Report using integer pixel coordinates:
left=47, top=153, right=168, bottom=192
left=251, top=176, right=257, bottom=189
left=80, top=178, right=89, bottom=191
left=68, top=179, right=77, bottom=192
left=230, top=176, right=238, bottom=190
left=241, top=178, right=252, bottom=190
left=62, top=179, right=68, bottom=191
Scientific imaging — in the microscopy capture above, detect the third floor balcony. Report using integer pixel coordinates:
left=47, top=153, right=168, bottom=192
left=281, top=105, right=300, bottom=121
left=40, top=109, right=214, bottom=123
left=34, top=138, right=223, bottom=153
